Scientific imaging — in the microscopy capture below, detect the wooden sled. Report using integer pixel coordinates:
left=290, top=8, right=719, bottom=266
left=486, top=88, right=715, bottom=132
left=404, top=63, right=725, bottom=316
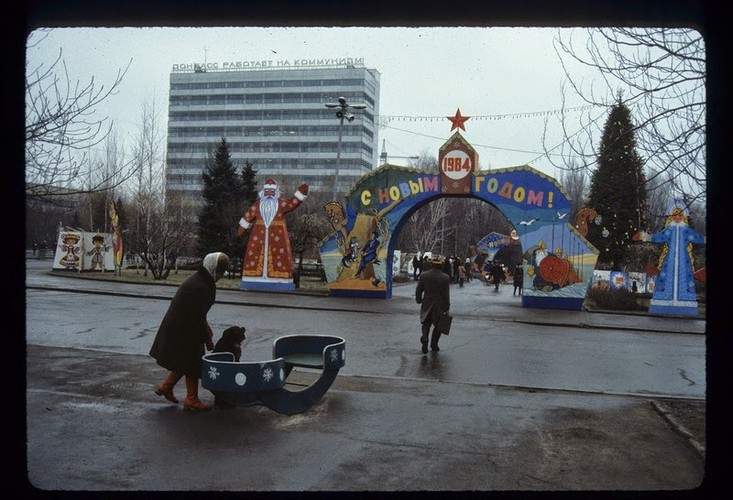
left=201, top=334, right=346, bottom=415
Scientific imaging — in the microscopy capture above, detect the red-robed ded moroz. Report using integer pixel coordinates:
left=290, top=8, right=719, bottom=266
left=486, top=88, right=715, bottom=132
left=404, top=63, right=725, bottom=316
left=236, top=179, right=308, bottom=283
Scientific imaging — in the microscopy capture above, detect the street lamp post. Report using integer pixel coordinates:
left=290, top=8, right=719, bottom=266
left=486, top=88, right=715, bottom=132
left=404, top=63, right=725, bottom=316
left=324, top=96, right=366, bottom=199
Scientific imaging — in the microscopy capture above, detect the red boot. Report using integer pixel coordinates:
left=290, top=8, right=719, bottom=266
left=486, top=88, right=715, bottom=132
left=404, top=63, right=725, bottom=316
left=154, top=371, right=182, bottom=404
left=183, top=376, right=210, bottom=412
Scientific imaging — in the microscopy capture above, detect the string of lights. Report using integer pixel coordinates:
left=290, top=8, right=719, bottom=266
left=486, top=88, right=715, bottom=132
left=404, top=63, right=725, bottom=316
left=376, top=104, right=595, bottom=123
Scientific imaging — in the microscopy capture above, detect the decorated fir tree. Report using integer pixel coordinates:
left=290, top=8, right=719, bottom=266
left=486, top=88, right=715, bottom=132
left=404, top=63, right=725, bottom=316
left=587, top=98, right=648, bottom=270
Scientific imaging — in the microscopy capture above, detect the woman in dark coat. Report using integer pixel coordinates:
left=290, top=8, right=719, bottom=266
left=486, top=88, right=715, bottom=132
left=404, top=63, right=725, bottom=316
left=150, top=252, right=229, bottom=411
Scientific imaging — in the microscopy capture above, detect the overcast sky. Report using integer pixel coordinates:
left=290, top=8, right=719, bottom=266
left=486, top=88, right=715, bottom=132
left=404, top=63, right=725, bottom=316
left=26, top=26, right=622, bottom=178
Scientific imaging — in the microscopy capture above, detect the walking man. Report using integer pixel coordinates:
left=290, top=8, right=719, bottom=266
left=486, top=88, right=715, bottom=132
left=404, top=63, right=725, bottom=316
left=415, top=255, right=451, bottom=353
left=412, top=253, right=422, bottom=280
left=490, top=261, right=504, bottom=292
left=513, top=264, right=524, bottom=296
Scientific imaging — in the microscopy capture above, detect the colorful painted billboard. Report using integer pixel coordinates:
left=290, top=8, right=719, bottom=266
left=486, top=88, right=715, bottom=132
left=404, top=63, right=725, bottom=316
left=52, top=229, right=116, bottom=272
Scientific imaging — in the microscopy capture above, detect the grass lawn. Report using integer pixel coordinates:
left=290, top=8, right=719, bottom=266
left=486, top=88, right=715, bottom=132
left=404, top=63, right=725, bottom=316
left=48, top=266, right=329, bottom=294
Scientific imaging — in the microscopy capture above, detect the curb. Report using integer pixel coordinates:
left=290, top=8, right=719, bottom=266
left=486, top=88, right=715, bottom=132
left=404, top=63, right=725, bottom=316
left=651, top=400, right=706, bottom=459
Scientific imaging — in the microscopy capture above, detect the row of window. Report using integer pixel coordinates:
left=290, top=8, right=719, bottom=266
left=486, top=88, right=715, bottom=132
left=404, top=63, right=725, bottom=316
left=169, top=91, right=376, bottom=108
left=166, top=157, right=373, bottom=172
left=171, top=77, right=377, bottom=95
left=168, top=108, right=375, bottom=125
left=167, top=141, right=374, bottom=156
left=168, top=124, right=373, bottom=140
left=167, top=172, right=365, bottom=185
left=167, top=174, right=357, bottom=197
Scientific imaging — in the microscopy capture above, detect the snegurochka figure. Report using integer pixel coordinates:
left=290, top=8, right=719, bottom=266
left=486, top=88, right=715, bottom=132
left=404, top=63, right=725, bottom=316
left=633, top=199, right=706, bottom=316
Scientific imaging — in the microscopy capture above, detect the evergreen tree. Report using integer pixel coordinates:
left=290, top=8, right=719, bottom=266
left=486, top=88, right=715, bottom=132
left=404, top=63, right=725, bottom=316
left=241, top=160, right=259, bottom=210
left=236, top=160, right=259, bottom=261
left=587, top=98, right=647, bottom=270
left=197, top=138, right=246, bottom=258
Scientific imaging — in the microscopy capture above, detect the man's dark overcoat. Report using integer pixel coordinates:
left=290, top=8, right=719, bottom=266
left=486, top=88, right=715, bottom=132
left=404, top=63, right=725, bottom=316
left=149, top=268, right=216, bottom=377
left=415, top=266, right=450, bottom=324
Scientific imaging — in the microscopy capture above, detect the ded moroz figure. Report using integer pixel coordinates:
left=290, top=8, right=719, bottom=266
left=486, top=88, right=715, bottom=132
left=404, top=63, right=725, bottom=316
left=237, top=179, right=308, bottom=291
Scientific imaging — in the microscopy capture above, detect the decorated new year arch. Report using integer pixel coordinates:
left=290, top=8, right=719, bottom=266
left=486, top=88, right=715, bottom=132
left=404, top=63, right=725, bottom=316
left=318, top=129, right=600, bottom=310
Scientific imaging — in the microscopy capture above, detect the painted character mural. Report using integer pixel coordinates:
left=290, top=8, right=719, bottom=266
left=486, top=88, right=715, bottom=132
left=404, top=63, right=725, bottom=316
left=526, top=240, right=583, bottom=291
left=87, top=234, right=110, bottom=270
left=633, top=199, right=706, bottom=316
left=324, top=199, right=396, bottom=288
left=325, top=201, right=354, bottom=271
left=342, top=236, right=360, bottom=268
left=574, top=207, right=599, bottom=237
left=59, top=233, right=81, bottom=270
left=355, top=230, right=381, bottom=282
left=237, top=179, right=308, bottom=290
left=108, top=200, right=124, bottom=273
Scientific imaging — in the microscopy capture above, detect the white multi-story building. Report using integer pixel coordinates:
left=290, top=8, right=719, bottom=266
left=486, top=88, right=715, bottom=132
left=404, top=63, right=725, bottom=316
left=165, top=59, right=381, bottom=204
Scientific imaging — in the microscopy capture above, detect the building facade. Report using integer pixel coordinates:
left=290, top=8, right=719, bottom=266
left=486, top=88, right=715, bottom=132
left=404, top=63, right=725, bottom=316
left=165, top=60, right=381, bottom=204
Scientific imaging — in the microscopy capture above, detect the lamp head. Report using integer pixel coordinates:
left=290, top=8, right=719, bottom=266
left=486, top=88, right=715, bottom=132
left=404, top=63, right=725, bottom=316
left=336, top=111, right=355, bottom=121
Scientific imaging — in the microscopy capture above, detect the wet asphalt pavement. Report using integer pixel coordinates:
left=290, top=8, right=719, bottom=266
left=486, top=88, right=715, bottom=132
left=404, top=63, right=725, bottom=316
left=21, top=260, right=714, bottom=494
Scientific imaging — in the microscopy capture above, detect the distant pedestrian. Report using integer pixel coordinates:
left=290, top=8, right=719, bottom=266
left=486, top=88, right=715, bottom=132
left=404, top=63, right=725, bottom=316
left=458, top=265, right=466, bottom=287
left=32, top=240, right=38, bottom=256
left=632, top=280, right=638, bottom=293
left=166, top=250, right=177, bottom=271
left=415, top=255, right=450, bottom=353
left=482, top=260, right=492, bottom=285
left=442, top=258, right=451, bottom=279
left=412, top=253, right=422, bottom=280
left=150, top=252, right=230, bottom=412
left=513, top=264, right=524, bottom=296
left=490, top=261, right=504, bottom=291
left=464, top=257, right=471, bottom=282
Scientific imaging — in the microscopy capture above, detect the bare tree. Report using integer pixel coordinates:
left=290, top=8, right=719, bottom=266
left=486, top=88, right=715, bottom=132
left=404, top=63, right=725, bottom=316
left=403, top=198, right=452, bottom=255
left=25, top=29, right=133, bottom=200
left=127, top=94, right=191, bottom=279
left=414, top=148, right=438, bottom=170
left=550, top=28, right=705, bottom=206
left=393, top=149, right=451, bottom=254
left=557, top=159, right=589, bottom=222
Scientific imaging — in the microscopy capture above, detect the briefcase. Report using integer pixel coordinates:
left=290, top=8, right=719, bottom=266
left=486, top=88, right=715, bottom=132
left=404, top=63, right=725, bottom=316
left=437, top=311, right=452, bottom=335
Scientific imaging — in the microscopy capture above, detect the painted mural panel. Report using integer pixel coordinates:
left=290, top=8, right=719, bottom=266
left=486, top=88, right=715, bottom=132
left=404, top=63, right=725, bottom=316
left=321, top=166, right=440, bottom=297
left=475, top=231, right=512, bottom=260
left=469, top=166, right=598, bottom=310
left=52, top=229, right=116, bottom=271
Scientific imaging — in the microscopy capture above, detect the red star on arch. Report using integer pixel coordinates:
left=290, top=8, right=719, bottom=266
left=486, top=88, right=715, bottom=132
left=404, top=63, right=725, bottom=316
left=447, top=108, right=470, bottom=131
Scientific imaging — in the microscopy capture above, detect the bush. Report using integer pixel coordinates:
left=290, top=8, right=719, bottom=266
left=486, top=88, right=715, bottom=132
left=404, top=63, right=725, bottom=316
left=585, top=287, right=648, bottom=312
